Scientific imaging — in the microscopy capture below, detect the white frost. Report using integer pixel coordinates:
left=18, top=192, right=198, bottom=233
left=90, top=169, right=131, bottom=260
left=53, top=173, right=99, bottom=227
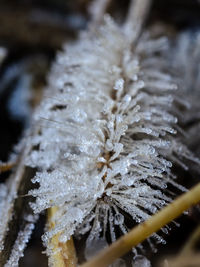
left=26, top=16, right=197, bottom=260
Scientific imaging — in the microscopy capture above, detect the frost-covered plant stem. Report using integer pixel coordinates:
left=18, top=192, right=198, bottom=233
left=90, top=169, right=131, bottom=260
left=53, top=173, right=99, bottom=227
left=47, top=0, right=119, bottom=264
left=89, top=0, right=111, bottom=27
left=48, top=207, right=77, bottom=267
left=26, top=0, right=199, bottom=264
left=124, top=0, right=152, bottom=43
left=81, top=183, right=200, bottom=267
left=47, top=0, right=152, bottom=265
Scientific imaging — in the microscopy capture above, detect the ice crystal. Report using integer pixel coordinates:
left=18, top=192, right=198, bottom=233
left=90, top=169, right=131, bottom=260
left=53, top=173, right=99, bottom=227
left=26, top=16, right=198, bottom=260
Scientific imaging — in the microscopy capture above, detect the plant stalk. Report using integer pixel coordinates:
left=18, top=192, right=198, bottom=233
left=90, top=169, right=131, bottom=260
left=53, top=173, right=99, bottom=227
left=48, top=207, right=77, bottom=267
left=81, top=183, right=200, bottom=267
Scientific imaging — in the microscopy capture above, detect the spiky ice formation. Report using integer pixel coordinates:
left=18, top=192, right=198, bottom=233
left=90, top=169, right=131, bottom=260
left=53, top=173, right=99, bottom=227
left=26, top=16, right=197, bottom=259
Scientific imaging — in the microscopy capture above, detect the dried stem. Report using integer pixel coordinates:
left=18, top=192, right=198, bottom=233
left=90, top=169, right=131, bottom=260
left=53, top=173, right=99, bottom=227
left=162, top=253, right=200, bottom=267
left=89, top=0, right=111, bottom=27
left=180, top=224, right=200, bottom=255
left=0, top=161, right=15, bottom=174
left=80, top=183, right=200, bottom=267
left=158, top=225, right=200, bottom=267
left=47, top=207, right=77, bottom=267
left=123, top=0, right=152, bottom=44
left=164, top=224, right=200, bottom=267
left=163, top=221, right=200, bottom=266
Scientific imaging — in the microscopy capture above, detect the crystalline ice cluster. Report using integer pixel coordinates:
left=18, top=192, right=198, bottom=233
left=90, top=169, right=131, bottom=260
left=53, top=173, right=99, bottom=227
left=26, top=16, right=198, bottom=260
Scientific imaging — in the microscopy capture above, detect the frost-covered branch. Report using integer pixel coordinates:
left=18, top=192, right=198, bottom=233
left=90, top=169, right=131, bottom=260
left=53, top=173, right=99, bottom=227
left=47, top=207, right=77, bottom=267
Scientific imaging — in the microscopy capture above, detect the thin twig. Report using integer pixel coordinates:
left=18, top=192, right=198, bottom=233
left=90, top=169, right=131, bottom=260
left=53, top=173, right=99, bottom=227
left=0, top=161, right=15, bottom=174
left=80, top=183, right=200, bottom=267
left=89, top=0, right=111, bottom=27
left=180, top=224, right=200, bottom=255
left=47, top=207, right=77, bottom=267
left=163, top=224, right=200, bottom=267
left=162, top=253, right=200, bottom=267
left=123, top=0, right=152, bottom=44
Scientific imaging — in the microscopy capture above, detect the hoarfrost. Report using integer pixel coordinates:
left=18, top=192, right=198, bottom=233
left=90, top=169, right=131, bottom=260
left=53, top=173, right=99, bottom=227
left=5, top=214, right=38, bottom=267
left=26, top=16, right=198, bottom=260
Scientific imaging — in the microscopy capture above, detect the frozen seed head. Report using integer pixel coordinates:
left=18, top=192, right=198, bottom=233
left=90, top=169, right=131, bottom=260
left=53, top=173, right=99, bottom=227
left=26, top=16, right=198, bottom=259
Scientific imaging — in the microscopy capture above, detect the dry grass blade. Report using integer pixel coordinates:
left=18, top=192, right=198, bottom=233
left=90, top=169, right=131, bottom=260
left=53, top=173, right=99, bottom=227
left=160, top=223, right=200, bottom=267
left=80, top=183, right=200, bottom=267
left=179, top=224, right=200, bottom=255
left=89, top=0, right=111, bottom=26
left=48, top=207, right=77, bottom=267
left=0, top=162, right=15, bottom=174
left=124, top=0, right=152, bottom=43
left=162, top=253, right=200, bottom=267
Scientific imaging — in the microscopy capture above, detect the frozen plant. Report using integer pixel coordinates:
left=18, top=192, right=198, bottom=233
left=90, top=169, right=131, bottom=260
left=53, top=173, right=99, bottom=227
left=26, top=15, right=198, bottom=263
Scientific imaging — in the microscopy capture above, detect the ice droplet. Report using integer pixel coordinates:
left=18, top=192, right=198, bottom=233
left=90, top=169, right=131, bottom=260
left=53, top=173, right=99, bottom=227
left=85, top=237, right=108, bottom=260
left=114, top=213, right=124, bottom=225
